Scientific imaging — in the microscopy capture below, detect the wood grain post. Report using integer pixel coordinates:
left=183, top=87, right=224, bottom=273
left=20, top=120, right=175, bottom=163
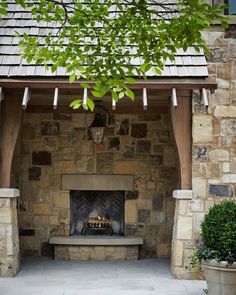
left=170, top=96, right=192, bottom=189
left=0, top=95, right=23, bottom=188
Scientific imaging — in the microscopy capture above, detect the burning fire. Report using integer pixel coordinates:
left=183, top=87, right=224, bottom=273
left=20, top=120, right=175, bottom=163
left=97, top=215, right=107, bottom=222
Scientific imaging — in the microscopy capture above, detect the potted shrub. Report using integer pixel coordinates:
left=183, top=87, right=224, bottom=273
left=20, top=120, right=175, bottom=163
left=191, top=200, right=236, bottom=295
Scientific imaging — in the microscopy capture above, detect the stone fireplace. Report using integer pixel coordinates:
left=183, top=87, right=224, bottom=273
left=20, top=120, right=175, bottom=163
left=15, top=112, right=178, bottom=260
left=70, top=190, right=125, bottom=236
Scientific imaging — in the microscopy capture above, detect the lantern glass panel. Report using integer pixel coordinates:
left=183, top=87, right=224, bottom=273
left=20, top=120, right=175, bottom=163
left=90, top=126, right=105, bottom=144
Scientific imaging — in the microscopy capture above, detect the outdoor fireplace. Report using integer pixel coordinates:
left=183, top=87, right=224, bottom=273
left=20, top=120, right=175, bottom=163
left=70, top=190, right=125, bottom=236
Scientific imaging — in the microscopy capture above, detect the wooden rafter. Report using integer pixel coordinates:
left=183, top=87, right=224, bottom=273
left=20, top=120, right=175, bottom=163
left=171, top=88, right=177, bottom=107
left=201, top=88, right=208, bottom=107
left=112, top=99, right=116, bottom=110
left=83, top=88, right=88, bottom=105
left=53, top=87, right=59, bottom=110
left=143, top=88, right=148, bottom=110
left=22, top=87, right=30, bottom=110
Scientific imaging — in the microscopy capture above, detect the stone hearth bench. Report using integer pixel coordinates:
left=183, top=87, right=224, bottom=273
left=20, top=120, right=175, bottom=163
left=50, top=236, right=143, bottom=261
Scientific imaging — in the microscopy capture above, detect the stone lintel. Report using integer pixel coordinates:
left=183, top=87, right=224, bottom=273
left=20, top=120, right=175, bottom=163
left=62, top=174, right=134, bottom=191
left=0, top=188, right=20, bottom=198
left=50, top=236, right=143, bottom=246
left=173, top=190, right=193, bottom=200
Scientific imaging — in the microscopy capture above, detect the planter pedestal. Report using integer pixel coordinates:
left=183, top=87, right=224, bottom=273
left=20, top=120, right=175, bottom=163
left=203, top=261, right=236, bottom=295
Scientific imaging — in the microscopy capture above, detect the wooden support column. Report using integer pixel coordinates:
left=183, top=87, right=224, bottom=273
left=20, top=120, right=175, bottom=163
left=170, top=96, right=192, bottom=189
left=0, top=95, right=23, bottom=188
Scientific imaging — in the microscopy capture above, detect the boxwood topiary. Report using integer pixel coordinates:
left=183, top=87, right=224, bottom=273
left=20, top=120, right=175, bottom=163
left=201, top=200, right=236, bottom=263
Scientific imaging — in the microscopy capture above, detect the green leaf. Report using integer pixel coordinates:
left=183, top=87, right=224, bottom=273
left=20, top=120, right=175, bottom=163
left=0, top=2, right=7, bottom=8
left=69, top=99, right=82, bottom=109
left=0, top=7, right=7, bottom=15
left=125, top=77, right=136, bottom=84
left=125, top=88, right=134, bottom=101
left=91, top=90, right=103, bottom=97
left=80, top=83, right=90, bottom=89
left=118, top=91, right=124, bottom=99
left=83, top=104, right=88, bottom=110
left=69, top=73, right=76, bottom=83
left=87, top=98, right=95, bottom=111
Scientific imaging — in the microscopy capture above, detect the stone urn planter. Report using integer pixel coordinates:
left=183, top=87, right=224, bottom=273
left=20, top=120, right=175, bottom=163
left=202, top=261, right=236, bottom=295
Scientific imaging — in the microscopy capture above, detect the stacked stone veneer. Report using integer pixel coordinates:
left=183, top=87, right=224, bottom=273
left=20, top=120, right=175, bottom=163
left=0, top=189, right=20, bottom=277
left=54, top=245, right=139, bottom=261
left=13, top=112, right=178, bottom=259
left=171, top=25, right=236, bottom=279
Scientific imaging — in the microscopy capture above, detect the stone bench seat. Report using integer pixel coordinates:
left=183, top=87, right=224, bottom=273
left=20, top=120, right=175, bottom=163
left=50, top=236, right=143, bottom=261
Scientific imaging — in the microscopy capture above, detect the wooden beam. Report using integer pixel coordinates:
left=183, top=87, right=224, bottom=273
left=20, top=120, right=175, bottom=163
left=0, top=81, right=218, bottom=92
left=170, top=96, right=192, bottom=189
left=22, top=87, right=30, bottom=110
left=26, top=104, right=169, bottom=114
left=0, top=95, right=23, bottom=188
left=143, top=88, right=148, bottom=110
left=53, top=87, right=59, bottom=110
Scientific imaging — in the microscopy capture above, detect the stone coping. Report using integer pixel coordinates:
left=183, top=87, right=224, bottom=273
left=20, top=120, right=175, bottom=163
left=0, top=188, right=20, bottom=198
left=50, top=235, right=143, bottom=246
left=173, top=190, right=193, bottom=200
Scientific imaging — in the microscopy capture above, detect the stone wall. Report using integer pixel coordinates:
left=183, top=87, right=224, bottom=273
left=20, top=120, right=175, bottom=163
left=14, top=112, right=179, bottom=259
left=0, top=189, right=20, bottom=277
left=171, top=25, right=236, bottom=279
left=54, top=245, right=139, bottom=261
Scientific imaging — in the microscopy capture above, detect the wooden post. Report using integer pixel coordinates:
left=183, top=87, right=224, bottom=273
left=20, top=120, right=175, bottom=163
left=170, top=96, right=192, bottom=189
left=0, top=95, right=23, bottom=188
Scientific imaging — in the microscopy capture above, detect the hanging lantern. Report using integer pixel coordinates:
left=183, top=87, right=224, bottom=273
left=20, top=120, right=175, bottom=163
left=85, top=101, right=110, bottom=144
left=90, top=113, right=106, bottom=144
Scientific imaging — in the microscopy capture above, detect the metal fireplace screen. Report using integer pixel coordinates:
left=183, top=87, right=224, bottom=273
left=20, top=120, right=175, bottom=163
left=70, top=190, right=125, bottom=235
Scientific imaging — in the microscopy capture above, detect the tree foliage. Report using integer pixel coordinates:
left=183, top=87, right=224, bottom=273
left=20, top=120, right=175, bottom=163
left=0, top=0, right=228, bottom=110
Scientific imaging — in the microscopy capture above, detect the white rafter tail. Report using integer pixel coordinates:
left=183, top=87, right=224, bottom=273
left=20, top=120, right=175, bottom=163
left=22, top=87, right=30, bottom=110
left=53, top=87, right=59, bottom=110
left=112, top=98, right=116, bottom=110
left=0, top=87, right=4, bottom=102
left=143, top=88, right=148, bottom=110
left=83, top=88, right=88, bottom=105
left=171, top=88, right=177, bottom=107
left=201, top=88, right=208, bottom=107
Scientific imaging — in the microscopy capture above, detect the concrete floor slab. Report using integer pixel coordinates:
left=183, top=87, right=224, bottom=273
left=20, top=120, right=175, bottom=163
left=0, top=258, right=206, bottom=295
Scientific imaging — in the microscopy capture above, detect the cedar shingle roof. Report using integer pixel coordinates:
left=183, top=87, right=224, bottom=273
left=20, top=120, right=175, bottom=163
left=0, top=1, right=208, bottom=78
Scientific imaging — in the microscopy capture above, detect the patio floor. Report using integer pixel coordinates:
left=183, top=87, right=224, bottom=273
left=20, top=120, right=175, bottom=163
left=0, top=258, right=206, bottom=295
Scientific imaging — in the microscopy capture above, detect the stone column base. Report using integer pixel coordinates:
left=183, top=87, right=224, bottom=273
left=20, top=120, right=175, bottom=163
left=0, top=188, right=20, bottom=277
left=171, top=190, right=193, bottom=279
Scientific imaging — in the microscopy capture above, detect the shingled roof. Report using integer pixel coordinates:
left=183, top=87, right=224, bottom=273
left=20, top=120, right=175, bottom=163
left=0, top=1, right=208, bottom=78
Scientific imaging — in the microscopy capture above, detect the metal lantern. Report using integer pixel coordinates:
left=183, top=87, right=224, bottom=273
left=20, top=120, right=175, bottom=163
left=89, top=113, right=106, bottom=144
left=85, top=101, right=110, bottom=144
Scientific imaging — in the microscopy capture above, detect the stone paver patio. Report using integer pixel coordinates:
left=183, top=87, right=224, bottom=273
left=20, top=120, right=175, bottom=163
left=0, top=258, right=206, bottom=295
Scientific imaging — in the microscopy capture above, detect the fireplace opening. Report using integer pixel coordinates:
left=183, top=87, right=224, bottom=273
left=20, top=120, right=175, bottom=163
left=70, top=190, right=125, bottom=236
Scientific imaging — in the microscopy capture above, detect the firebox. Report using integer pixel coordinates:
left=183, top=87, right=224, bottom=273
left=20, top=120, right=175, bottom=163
left=70, top=190, right=125, bottom=235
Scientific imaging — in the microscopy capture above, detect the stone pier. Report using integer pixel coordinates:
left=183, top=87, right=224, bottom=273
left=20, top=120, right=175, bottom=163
left=0, top=189, right=20, bottom=277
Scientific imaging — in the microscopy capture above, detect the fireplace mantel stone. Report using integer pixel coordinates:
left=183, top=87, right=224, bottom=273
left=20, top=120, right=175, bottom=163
left=61, top=174, right=134, bottom=191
